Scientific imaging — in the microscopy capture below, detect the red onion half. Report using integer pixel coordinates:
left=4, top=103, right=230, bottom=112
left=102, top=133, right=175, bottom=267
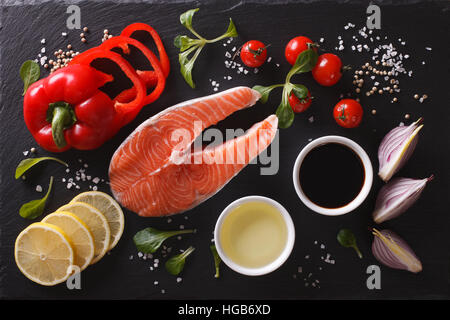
left=378, top=119, right=423, bottom=182
left=372, top=176, right=433, bottom=223
left=372, top=229, right=422, bottom=273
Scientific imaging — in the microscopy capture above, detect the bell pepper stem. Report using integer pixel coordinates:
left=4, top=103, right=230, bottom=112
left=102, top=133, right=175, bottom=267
left=47, top=102, right=77, bottom=149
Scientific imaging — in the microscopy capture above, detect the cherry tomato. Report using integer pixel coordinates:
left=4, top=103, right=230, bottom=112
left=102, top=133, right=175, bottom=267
left=333, top=99, right=363, bottom=128
left=312, top=53, right=343, bottom=86
left=240, top=40, right=268, bottom=68
left=284, top=36, right=316, bottom=65
left=289, top=91, right=312, bottom=113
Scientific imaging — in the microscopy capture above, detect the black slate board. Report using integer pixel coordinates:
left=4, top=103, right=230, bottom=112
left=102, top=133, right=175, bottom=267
left=1, top=0, right=449, bottom=300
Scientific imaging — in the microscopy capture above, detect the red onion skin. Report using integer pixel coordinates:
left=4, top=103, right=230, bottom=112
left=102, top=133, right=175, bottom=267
left=373, top=177, right=432, bottom=223
left=372, top=229, right=422, bottom=273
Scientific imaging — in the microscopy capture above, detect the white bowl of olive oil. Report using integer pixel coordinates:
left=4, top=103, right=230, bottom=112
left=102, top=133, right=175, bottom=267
left=214, top=196, right=295, bottom=276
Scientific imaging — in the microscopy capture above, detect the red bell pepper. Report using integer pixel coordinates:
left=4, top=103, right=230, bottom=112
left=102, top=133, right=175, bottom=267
left=23, top=23, right=169, bottom=153
left=23, top=64, right=120, bottom=152
left=69, top=47, right=147, bottom=126
left=100, top=36, right=166, bottom=106
left=121, top=23, right=170, bottom=86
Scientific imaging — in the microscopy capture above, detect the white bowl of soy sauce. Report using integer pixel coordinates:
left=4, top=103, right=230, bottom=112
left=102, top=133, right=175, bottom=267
left=293, top=136, right=373, bottom=216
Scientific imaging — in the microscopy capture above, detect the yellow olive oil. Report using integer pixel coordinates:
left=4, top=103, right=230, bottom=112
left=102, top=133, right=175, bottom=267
left=220, top=201, right=288, bottom=268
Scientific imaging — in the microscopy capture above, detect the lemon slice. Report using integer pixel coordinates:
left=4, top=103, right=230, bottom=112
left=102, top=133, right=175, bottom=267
left=58, top=202, right=110, bottom=264
left=71, top=191, right=124, bottom=250
left=42, top=211, right=95, bottom=271
left=15, top=222, right=74, bottom=286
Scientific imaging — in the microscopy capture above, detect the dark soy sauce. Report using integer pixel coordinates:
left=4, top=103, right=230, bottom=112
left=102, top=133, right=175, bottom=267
left=299, top=143, right=365, bottom=208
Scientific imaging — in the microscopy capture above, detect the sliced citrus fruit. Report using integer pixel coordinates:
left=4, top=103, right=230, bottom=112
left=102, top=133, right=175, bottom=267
left=58, top=202, right=110, bottom=264
left=15, top=222, right=74, bottom=286
left=42, top=211, right=95, bottom=271
left=70, top=191, right=124, bottom=250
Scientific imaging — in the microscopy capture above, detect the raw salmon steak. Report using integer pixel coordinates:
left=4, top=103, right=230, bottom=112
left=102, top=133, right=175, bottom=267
left=109, top=86, right=278, bottom=217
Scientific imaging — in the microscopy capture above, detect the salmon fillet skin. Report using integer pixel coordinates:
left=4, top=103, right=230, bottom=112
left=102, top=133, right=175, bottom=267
left=109, top=86, right=278, bottom=217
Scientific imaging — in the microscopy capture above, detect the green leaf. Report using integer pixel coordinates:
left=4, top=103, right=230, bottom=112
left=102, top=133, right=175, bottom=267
left=133, top=227, right=194, bottom=254
left=210, top=245, right=221, bottom=278
left=337, top=228, right=363, bottom=259
left=165, top=246, right=195, bottom=276
left=290, top=48, right=319, bottom=76
left=15, top=157, right=68, bottom=179
left=174, top=35, right=183, bottom=48
left=207, top=18, right=238, bottom=43
left=174, top=35, right=200, bottom=52
left=19, top=176, right=53, bottom=219
left=180, top=8, right=199, bottom=30
left=179, top=45, right=204, bottom=88
left=252, top=84, right=283, bottom=104
left=175, top=8, right=238, bottom=89
left=276, top=100, right=294, bottom=129
left=224, top=18, right=238, bottom=38
left=20, top=60, right=40, bottom=96
left=290, top=84, right=308, bottom=100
